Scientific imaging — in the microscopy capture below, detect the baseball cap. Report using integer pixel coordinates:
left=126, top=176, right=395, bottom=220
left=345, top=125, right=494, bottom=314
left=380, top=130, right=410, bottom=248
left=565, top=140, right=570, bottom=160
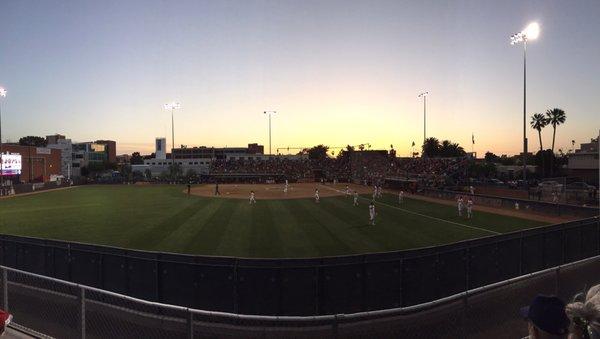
left=520, top=295, right=570, bottom=336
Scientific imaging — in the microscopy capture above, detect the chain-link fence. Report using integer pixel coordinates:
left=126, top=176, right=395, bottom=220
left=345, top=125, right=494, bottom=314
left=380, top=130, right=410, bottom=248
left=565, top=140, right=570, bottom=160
left=2, top=255, right=599, bottom=338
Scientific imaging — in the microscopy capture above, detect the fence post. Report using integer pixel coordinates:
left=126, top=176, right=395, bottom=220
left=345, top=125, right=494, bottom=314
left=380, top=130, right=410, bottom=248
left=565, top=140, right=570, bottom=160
left=78, top=286, right=86, bottom=339
left=187, top=309, right=194, bottom=339
left=1, top=268, right=7, bottom=312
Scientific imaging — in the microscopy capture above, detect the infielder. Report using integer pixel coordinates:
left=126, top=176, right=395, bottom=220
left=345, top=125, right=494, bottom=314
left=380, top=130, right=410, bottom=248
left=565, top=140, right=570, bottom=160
left=369, top=201, right=376, bottom=226
left=399, top=190, right=404, bottom=204
left=353, top=191, right=359, bottom=206
left=315, top=189, right=320, bottom=203
left=249, top=191, right=256, bottom=204
left=345, top=185, right=351, bottom=196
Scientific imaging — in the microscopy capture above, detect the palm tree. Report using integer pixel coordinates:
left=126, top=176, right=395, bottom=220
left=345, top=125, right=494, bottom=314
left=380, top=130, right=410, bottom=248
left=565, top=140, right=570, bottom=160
left=545, top=108, right=566, bottom=153
left=530, top=113, right=549, bottom=151
left=422, top=137, right=440, bottom=157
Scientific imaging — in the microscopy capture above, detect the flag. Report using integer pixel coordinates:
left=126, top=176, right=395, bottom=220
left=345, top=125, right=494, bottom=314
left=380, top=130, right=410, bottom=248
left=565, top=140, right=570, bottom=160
left=472, top=133, right=475, bottom=145
left=411, top=141, right=415, bottom=147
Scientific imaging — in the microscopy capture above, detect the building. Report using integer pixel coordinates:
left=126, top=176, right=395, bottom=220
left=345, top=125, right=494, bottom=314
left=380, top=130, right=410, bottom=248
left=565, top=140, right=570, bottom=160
left=72, top=142, right=108, bottom=177
left=46, top=134, right=73, bottom=179
left=0, top=144, right=61, bottom=183
left=132, top=139, right=267, bottom=177
left=568, top=135, right=599, bottom=185
left=116, top=154, right=131, bottom=165
left=95, top=140, right=117, bottom=164
left=155, top=138, right=167, bottom=160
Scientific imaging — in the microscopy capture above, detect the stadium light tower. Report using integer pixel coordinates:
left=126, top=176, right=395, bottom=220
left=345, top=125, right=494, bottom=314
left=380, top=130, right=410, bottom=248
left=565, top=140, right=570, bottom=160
left=510, top=22, right=540, bottom=182
left=163, top=102, right=181, bottom=167
left=0, top=87, right=6, bottom=193
left=418, top=92, right=428, bottom=145
left=264, top=111, right=276, bottom=155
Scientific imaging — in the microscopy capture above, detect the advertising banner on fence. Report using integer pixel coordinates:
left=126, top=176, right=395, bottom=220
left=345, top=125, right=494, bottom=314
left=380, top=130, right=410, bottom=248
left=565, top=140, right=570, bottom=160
left=0, top=153, right=22, bottom=176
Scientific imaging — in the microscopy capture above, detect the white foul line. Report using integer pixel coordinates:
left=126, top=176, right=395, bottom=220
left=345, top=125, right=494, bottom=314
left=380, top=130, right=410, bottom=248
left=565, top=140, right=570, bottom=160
left=320, top=185, right=501, bottom=236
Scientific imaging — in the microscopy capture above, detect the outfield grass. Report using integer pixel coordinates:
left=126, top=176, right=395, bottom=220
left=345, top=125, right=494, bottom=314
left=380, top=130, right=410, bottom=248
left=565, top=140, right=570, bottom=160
left=0, top=185, right=548, bottom=258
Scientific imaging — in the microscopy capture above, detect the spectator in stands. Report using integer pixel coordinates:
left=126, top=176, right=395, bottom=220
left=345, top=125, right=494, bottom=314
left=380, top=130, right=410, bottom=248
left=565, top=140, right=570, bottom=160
left=521, top=295, right=570, bottom=338
left=566, top=284, right=600, bottom=339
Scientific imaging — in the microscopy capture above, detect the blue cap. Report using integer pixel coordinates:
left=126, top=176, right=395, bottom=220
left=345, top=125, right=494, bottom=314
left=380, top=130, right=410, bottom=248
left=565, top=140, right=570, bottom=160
left=520, top=295, right=570, bottom=336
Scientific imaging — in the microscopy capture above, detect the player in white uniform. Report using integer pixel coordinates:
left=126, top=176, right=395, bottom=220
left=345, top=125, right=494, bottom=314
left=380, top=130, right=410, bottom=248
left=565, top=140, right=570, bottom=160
left=466, top=198, right=473, bottom=219
left=469, top=185, right=475, bottom=195
left=457, top=196, right=464, bottom=217
left=315, top=189, right=320, bottom=203
left=353, top=191, right=359, bottom=206
left=514, top=201, right=520, bottom=210
left=373, top=186, right=378, bottom=200
left=377, top=186, right=382, bottom=198
left=345, top=185, right=350, bottom=196
left=249, top=191, right=256, bottom=204
left=369, top=201, right=376, bottom=225
left=399, top=190, right=404, bottom=204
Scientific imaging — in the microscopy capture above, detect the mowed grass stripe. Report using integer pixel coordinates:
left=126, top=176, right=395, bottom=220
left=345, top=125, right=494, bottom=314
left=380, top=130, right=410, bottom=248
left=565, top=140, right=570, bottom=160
left=153, top=197, right=224, bottom=253
left=285, top=199, right=354, bottom=256
left=214, top=199, right=254, bottom=257
left=248, top=201, right=284, bottom=258
left=184, top=198, right=237, bottom=254
left=265, top=200, right=318, bottom=258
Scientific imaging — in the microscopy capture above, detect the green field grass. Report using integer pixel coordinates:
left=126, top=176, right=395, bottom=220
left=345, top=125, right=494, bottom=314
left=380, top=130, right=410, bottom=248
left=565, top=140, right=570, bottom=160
left=0, top=185, right=548, bottom=258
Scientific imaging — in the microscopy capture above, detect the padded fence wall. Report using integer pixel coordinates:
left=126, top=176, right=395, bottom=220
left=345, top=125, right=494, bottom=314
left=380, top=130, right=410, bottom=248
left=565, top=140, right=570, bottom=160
left=0, top=217, right=597, bottom=316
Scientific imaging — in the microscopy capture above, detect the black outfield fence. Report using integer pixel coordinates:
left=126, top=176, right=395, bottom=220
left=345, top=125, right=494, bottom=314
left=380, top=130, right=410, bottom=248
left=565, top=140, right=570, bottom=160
left=0, top=217, right=598, bottom=316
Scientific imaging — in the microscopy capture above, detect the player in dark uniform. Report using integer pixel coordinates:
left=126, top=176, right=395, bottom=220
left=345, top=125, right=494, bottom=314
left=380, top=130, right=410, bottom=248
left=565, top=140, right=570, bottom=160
left=215, top=182, right=220, bottom=196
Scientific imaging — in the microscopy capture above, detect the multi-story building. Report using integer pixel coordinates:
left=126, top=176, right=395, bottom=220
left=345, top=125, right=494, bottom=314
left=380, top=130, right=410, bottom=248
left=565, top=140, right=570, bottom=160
left=95, top=140, right=117, bottom=164
left=46, top=134, right=73, bottom=179
left=132, top=138, right=266, bottom=177
left=71, top=142, right=108, bottom=176
left=568, top=135, right=599, bottom=185
left=0, top=144, right=61, bottom=183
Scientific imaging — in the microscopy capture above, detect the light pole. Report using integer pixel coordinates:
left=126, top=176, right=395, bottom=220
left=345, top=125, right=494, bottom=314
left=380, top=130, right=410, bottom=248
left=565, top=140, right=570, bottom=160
left=511, top=22, right=540, bottom=181
left=418, top=92, right=428, bottom=145
left=264, top=111, right=276, bottom=155
left=163, top=102, right=181, bottom=168
left=0, top=87, right=6, bottom=194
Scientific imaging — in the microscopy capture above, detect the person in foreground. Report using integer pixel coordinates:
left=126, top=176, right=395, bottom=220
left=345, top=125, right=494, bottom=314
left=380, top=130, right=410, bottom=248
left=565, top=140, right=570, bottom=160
left=521, top=295, right=570, bottom=339
left=565, top=284, right=600, bottom=339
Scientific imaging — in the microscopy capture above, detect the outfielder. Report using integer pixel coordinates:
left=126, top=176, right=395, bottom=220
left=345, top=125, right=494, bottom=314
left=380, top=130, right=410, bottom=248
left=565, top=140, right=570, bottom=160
left=467, top=198, right=473, bottom=219
left=353, top=191, right=359, bottom=206
left=249, top=191, right=256, bottom=204
left=399, top=190, right=404, bottom=204
left=457, top=196, right=464, bottom=217
left=369, top=201, right=376, bottom=226
left=315, top=189, right=320, bottom=203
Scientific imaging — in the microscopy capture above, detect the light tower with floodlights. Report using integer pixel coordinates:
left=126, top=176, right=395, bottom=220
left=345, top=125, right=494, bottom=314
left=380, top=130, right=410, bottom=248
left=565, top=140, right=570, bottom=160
left=418, top=91, right=428, bottom=146
left=510, top=22, right=540, bottom=181
left=163, top=102, right=181, bottom=168
left=0, top=87, right=6, bottom=194
left=264, top=111, right=276, bottom=155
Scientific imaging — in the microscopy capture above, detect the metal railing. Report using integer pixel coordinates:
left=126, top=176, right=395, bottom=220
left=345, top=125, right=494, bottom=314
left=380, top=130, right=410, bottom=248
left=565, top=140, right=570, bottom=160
left=2, top=255, right=599, bottom=338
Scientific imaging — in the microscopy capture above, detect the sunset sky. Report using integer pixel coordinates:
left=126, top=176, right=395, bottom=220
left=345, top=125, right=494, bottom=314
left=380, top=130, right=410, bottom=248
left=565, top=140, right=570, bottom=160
left=0, top=0, right=598, bottom=156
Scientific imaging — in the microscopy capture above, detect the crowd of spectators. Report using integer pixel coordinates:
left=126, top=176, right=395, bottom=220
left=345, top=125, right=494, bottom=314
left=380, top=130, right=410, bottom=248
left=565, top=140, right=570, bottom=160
left=208, top=153, right=471, bottom=187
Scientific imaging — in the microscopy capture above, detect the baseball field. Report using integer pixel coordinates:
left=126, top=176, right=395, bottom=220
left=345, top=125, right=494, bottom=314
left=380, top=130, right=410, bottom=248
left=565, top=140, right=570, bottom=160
left=0, top=184, right=549, bottom=258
